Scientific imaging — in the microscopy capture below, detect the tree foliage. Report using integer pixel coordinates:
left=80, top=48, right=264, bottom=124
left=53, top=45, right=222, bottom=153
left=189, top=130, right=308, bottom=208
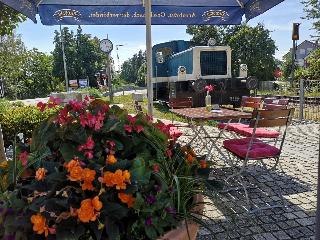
left=302, top=0, right=320, bottom=36
left=186, top=24, right=278, bottom=81
left=0, top=3, right=26, bottom=36
left=0, top=34, right=56, bottom=99
left=120, top=50, right=146, bottom=86
left=52, top=26, right=107, bottom=87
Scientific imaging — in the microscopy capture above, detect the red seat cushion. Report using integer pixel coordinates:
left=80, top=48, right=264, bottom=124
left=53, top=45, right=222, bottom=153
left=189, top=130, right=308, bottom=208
left=223, top=138, right=281, bottom=159
left=218, top=123, right=280, bottom=138
left=232, top=125, right=280, bottom=138
left=169, top=126, right=183, bottom=140
left=218, top=123, right=246, bottom=131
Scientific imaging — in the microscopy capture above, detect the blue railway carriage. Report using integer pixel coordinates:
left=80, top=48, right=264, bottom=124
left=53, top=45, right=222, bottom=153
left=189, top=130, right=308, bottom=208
left=152, top=40, right=251, bottom=107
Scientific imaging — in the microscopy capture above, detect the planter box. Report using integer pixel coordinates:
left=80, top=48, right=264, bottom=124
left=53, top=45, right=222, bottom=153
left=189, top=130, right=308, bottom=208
left=50, top=92, right=89, bottom=105
left=158, top=194, right=204, bottom=240
left=132, top=93, right=144, bottom=102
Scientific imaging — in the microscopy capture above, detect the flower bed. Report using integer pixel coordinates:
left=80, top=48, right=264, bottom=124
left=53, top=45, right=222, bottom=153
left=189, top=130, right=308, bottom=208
left=0, top=97, right=213, bottom=239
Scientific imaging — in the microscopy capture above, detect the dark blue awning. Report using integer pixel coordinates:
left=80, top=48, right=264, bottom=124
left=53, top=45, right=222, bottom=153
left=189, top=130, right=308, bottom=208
left=1, top=0, right=285, bottom=25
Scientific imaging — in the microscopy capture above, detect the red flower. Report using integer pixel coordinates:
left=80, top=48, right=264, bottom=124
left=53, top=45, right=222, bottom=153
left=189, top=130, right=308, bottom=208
left=165, top=149, right=173, bottom=158
left=124, top=125, right=133, bottom=133
left=19, top=151, right=29, bottom=167
left=55, top=105, right=72, bottom=125
left=37, top=102, right=47, bottom=112
left=127, top=115, right=137, bottom=125
left=205, top=85, right=214, bottom=92
left=134, top=125, right=144, bottom=133
left=153, top=164, right=159, bottom=173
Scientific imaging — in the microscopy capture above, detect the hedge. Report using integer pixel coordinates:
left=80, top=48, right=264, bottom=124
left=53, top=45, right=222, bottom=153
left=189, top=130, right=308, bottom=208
left=0, top=106, right=53, bottom=146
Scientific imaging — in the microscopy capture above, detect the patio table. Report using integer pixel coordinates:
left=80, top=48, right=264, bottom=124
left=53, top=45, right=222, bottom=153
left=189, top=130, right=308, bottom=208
left=170, top=107, right=252, bottom=163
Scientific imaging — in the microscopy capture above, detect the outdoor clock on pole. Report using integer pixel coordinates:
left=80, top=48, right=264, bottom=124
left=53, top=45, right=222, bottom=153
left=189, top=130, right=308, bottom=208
left=100, top=39, right=113, bottom=53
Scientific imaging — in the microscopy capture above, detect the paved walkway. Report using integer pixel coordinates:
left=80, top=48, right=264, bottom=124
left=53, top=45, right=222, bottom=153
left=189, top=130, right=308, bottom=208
left=179, top=123, right=319, bottom=240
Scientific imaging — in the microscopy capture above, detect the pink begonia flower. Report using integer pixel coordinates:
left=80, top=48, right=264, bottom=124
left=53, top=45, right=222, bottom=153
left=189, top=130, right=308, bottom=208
left=19, top=151, right=29, bottom=167
left=124, top=124, right=133, bottom=133
left=55, top=105, right=72, bottom=125
left=47, top=96, right=62, bottom=108
left=135, top=125, right=144, bottom=133
left=153, top=164, right=159, bottom=173
left=84, top=150, right=94, bottom=159
left=78, top=136, right=95, bottom=152
left=106, top=140, right=116, bottom=149
left=205, top=85, right=214, bottom=92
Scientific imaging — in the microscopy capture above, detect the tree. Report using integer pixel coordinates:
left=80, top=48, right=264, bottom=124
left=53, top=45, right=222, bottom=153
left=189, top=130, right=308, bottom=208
left=0, top=34, right=26, bottom=99
left=120, top=50, right=146, bottom=86
left=0, top=34, right=56, bottom=99
left=186, top=24, right=277, bottom=81
left=302, top=0, right=320, bottom=36
left=0, top=3, right=26, bottom=36
left=52, top=26, right=107, bottom=88
left=306, top=48, right=320, bottom=79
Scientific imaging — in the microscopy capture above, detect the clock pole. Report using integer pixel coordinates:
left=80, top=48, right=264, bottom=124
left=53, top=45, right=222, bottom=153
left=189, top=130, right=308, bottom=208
left=107, top=52, right=113, bottom=102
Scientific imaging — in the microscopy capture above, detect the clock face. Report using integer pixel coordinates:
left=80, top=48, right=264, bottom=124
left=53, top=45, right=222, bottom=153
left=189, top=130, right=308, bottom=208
left=100, top=39, right=113, bottom=53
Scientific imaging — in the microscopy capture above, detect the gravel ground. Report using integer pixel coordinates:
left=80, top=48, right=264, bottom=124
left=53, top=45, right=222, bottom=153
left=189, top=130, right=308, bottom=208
left=177, top=123, right=319, bottom=240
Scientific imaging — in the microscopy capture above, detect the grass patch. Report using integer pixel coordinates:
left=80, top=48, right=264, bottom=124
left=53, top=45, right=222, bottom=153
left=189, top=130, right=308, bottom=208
left=110, top=95, right=187, bottom=122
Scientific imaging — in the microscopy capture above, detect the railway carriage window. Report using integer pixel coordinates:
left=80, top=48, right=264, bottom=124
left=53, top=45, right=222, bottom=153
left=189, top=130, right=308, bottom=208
left=156, top=47, right=173, bottom=62
left=200, top=51, right=227, bottom=76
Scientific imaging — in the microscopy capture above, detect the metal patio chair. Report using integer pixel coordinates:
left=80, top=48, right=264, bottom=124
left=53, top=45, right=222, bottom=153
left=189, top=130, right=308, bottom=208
left=222, top=108, right=295, bottom=212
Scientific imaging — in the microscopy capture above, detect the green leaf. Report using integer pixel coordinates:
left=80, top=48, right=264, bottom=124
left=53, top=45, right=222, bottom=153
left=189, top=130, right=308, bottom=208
left=56, top=220, right=86, bottom=240
left=102, top=203, right=129, bottom=220
left=145, top=226, right=158, bottom=239
left=60, top=142, right=79, bottom=161
left=104, top=217, right=120, bottom=240
left=130, top=159, right=150, bottom=184
left=133, top=192, right=144, bottom=210
left=89, top=222, right=103, bottom=240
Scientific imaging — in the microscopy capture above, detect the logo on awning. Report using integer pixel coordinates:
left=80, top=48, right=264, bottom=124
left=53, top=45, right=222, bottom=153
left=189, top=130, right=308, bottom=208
left=53, top=9, right=81, bottom=21
left=202, top=10, right=229, bottom=22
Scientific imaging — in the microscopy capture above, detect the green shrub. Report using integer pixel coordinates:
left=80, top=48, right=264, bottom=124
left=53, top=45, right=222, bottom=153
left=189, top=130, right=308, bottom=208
left=76, top=87, right=103, bottom=98
left=0, top=106, right=53, bottom=146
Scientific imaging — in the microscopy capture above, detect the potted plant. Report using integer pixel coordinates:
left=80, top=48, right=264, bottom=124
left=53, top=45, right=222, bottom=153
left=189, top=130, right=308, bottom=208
left=0, top=97, right=215, bottom=240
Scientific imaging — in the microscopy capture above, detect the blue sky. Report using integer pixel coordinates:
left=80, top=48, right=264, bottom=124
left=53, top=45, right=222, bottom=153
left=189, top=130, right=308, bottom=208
left=16, top=0, right=316, bottom=70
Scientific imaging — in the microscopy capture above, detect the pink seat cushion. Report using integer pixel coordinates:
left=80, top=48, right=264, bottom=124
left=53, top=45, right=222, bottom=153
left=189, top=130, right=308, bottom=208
left=218, top=123, right=280, bottom=138
left=223, top=138, right=281, bottom=159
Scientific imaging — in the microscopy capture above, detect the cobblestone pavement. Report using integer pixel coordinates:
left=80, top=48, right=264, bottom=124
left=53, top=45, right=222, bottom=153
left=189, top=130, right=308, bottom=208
left=178, top=122, right=319, bottom=240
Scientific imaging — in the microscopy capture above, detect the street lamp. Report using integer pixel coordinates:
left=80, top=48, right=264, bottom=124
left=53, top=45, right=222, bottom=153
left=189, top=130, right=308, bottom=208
left=116, top=44, right=124, bottom=72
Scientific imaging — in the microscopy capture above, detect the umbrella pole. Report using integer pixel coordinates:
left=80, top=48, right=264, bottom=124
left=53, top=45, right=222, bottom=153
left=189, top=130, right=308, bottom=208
left=60, top=25, right=69, bottom=92
left=145, top=0, right=153, bottom=116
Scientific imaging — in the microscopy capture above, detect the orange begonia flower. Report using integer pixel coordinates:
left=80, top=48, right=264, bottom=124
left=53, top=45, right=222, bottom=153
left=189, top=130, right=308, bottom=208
left=77, top=196, right=102, bottom=223
left=102, top=171, right=114, bottom=187
left=30, top=213, right=49, bottom=237
left=77, top=199, right=95, bottom=223
left=106, top=154, right=117, bottom=165
left=118, top=193, right=135, bottom=208
left=200, top=160, right=207, bottom=169
left=92, top=196, right=103, bottom=211
left=81, top=168, right=96, bottom=191
left=123, top=170, right=131, bottom=182
left=69, top=166, right=83, bottom=181
left=65, top=159, right=80, bottom=172
left=35, top=168, right=47, bottom=181
left=101, top=169, right=131, bottom=190
left=112, top=170, right=127, bottom=190
left=186, top=154, right=194, bottom=164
